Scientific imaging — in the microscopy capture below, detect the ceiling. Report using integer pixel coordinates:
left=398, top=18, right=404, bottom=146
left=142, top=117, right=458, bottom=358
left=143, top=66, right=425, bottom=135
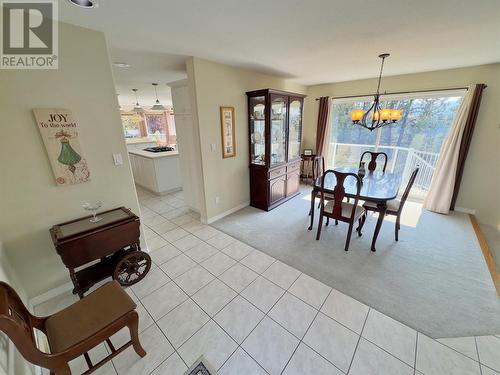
left=59, top=0, right=500, bottom=97
left=111, top=49, right=186, bottom=108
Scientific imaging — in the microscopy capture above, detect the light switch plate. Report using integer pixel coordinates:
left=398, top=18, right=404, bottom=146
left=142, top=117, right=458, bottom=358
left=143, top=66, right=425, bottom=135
left=113, top=153, right=123, bottom=166
left=210, top=143, right=216, bottom=152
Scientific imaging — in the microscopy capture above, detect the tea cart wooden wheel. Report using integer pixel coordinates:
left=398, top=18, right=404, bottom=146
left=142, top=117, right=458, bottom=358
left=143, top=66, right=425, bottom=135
left=113, top=251, right=151, bottom=286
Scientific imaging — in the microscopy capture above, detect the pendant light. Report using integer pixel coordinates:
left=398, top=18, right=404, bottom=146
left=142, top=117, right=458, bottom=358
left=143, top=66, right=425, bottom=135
left=150, top=83, right=166, bottom=111
left=351, top=53, right=402, bottom=131
left=132, top=89, right=145, bottom=114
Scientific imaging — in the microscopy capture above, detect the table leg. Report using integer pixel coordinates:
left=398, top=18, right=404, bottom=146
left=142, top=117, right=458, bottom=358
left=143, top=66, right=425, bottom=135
left=308, top=189, right=316, bottom=230
left=371, top=202, right=387, bottom=252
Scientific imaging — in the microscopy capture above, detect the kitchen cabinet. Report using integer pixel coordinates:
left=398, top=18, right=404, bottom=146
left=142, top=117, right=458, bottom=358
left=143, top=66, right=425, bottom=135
left=128, top=150, right=182, bottom=195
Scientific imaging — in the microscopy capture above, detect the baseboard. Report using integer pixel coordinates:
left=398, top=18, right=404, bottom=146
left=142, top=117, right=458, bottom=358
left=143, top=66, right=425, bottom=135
left=469, top=214, right=500, bottom=297
left=207, top=201, right=250, bottom=224
left=29, top=281, right=73, bottom=309
left=455, top=206, right=476, bottom=215
left=135, top=183, right=182, bottom=196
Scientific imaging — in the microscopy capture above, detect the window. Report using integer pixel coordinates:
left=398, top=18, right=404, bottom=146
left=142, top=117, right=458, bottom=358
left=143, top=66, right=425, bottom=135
left=121, top=114, right=142, bottom=138
left=328, top=90, right=465, bottom=200
left=145, top=114, right=167, bottom=136
left=121, top=110, right=176, bottom=145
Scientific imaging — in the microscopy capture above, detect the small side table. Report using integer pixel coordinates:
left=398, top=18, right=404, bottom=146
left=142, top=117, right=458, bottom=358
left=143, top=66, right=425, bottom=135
left=300, top=154, right=317, bottom=183
left=50, top=207, right=151, bottom=298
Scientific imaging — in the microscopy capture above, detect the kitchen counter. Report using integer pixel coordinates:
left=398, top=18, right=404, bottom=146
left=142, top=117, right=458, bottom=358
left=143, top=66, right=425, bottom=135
left=125, top=137, right=155, bottom=144
left=128, top=149, right=179, bottom=159
left=128, top=150, right=182, bottom=194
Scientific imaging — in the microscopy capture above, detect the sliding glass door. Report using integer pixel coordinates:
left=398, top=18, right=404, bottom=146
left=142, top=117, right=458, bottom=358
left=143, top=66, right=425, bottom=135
left=328, top=90, right=465, bottom=200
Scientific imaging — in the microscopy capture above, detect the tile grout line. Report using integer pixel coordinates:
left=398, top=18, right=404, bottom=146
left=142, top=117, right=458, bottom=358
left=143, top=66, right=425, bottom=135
left=346, top=307, right=371, bottom=374
left=138, top=297, right=189, bottom=373
left=230, top=268, right=303, bottom=374
left=435, top=336, right=484, bottom=364
left=413, top=331, right=419, bottom=375
left=474, top=336, right=483, bottom=375
left=278, top=287, right=343, bottom=375
left=207, top=263, right=303, bottom=372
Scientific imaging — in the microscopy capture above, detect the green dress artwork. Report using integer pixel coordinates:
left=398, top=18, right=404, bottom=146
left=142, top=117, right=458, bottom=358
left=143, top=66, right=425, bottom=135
left=34, top=109, right=90, bottom=186
left=56, top=130, right=82, bottom=174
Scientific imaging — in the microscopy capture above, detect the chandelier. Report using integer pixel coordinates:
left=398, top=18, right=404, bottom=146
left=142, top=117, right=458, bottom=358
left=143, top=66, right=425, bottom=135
left=351, top=53, right=401, bottom=131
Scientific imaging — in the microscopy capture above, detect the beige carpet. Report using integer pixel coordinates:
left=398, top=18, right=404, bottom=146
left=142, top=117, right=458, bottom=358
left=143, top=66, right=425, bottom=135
left=213, top=189, right=500, bottom=338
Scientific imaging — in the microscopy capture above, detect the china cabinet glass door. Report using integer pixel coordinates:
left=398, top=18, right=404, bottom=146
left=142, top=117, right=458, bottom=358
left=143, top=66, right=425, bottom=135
left=249, top=96, right=266, bottom=165
left=288, top=98, right=303, bottom=160
left=270, top=95, right=287, bottom=166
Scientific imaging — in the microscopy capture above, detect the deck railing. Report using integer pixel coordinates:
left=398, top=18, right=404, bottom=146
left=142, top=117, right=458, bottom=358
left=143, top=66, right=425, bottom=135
left=327, top=142, right=440, bottom=200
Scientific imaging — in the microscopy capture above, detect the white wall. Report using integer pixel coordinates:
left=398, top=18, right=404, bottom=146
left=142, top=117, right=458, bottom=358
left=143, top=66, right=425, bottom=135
left=303, top=64, right=500, bottom=227
left=188, top=58, right=306, bottom=221
left=169, top=78, right=205, bottom=217
left=0, top=23, right=141, bottom=298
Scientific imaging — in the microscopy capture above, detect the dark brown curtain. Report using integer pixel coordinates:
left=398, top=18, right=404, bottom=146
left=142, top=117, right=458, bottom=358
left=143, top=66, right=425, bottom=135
left=450, top=83, right=487, bottom=210
left=315, top=96, right=330, bottom=157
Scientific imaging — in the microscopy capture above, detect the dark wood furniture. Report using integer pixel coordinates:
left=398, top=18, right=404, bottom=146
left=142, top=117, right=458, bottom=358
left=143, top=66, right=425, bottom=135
left=247, top=89, right=306, bottom=211
left=50, top=207, right=151, bottom=298
left=316, top=170, right=366, bottom=251
left=309, top=168, right=402, bottom=251
left=300, top=153, right=317, bottom=183
left=0, top=280, right=145, bottom=375
left=360, top=151, right=388, bottom=172
left=311, top=155, right=325, bottom=183
left=362, top=167, right=419, bottom=241
left=307, top=156, right=333, bottom=215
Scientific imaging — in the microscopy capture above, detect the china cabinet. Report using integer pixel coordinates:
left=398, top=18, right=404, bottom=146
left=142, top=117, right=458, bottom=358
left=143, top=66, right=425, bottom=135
left=246, top=89, right=306, bottom=210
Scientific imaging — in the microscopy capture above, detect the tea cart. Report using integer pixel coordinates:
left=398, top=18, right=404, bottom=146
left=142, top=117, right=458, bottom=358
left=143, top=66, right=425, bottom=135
left=50, top=207, right=151, bottom=298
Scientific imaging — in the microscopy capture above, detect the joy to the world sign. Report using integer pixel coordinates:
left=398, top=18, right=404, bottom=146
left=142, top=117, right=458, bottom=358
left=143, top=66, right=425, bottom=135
left=33, top=108, right=90, bottom=186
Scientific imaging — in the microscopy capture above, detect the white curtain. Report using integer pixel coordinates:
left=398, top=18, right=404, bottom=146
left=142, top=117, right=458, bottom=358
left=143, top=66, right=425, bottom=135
left=423, top=85, right=474, bottom=214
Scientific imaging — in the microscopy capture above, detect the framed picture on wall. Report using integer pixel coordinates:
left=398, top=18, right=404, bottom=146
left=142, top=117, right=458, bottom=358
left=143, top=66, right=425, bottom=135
left=220, top=106, right=236, bottom=158
left=33, top=108, right=91, bottom=186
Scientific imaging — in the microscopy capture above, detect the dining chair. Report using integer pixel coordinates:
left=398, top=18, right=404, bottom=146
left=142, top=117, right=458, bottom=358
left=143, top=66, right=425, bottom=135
left=308, top=156, right=337, bottom=214
left=361, top=167, right=419, bottom=241
left=360, top=151, right=388, bottom=172
left=316, top=170, right=366, bottom=251
left=311, top=155, right=325, bottom=185
left=0, top=280, right=146, bottom=375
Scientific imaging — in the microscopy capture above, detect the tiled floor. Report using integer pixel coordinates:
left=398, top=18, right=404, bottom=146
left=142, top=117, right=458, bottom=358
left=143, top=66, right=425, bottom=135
left=34, top=187, right=500, bottom=375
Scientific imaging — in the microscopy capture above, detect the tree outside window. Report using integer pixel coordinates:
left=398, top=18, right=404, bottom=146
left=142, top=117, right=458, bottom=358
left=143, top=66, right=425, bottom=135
left=328, top=90, right=464, bottom=200
left=121, top=110, right=176, bottom=146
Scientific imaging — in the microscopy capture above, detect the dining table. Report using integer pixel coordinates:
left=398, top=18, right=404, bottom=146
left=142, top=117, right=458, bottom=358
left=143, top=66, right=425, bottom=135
left=308, top=167, right=402, bottom=251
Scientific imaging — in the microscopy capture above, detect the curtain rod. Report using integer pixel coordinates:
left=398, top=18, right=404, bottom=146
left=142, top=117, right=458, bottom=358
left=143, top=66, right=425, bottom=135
left=314, top=86, right=486, bottom=101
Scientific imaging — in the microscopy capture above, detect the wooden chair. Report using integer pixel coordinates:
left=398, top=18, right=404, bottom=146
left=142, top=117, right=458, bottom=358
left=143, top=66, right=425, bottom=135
left=316, top=170, right=366, bottom=251
left=361, top=167, right=419, bottom=241
left=308, top=156, right=336, bottom=215
left=360, top=151, right=388, bottom=172
left=0, top=280, right=146, bottom=375
left=311, top=155, right=325, bottom=185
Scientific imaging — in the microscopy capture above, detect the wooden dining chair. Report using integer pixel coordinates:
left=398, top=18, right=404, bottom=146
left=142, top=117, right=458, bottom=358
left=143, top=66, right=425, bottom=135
left=360, top=151, right=388, bottom=172
left=0, top=280, right=146, bottom=375
left=316, top=170, right=366, bottom=251
left=361, top=167, right=419, bottom=241
left=311, top=155, right=325, bottom=185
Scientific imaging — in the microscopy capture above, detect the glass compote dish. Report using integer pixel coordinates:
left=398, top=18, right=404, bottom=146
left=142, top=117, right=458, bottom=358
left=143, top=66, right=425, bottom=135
left=82, top=200, right=103, bottom=223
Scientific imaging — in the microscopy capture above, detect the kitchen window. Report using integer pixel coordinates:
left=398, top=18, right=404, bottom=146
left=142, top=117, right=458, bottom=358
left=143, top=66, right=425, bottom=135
left=121, top=110, right=176, bottom=145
